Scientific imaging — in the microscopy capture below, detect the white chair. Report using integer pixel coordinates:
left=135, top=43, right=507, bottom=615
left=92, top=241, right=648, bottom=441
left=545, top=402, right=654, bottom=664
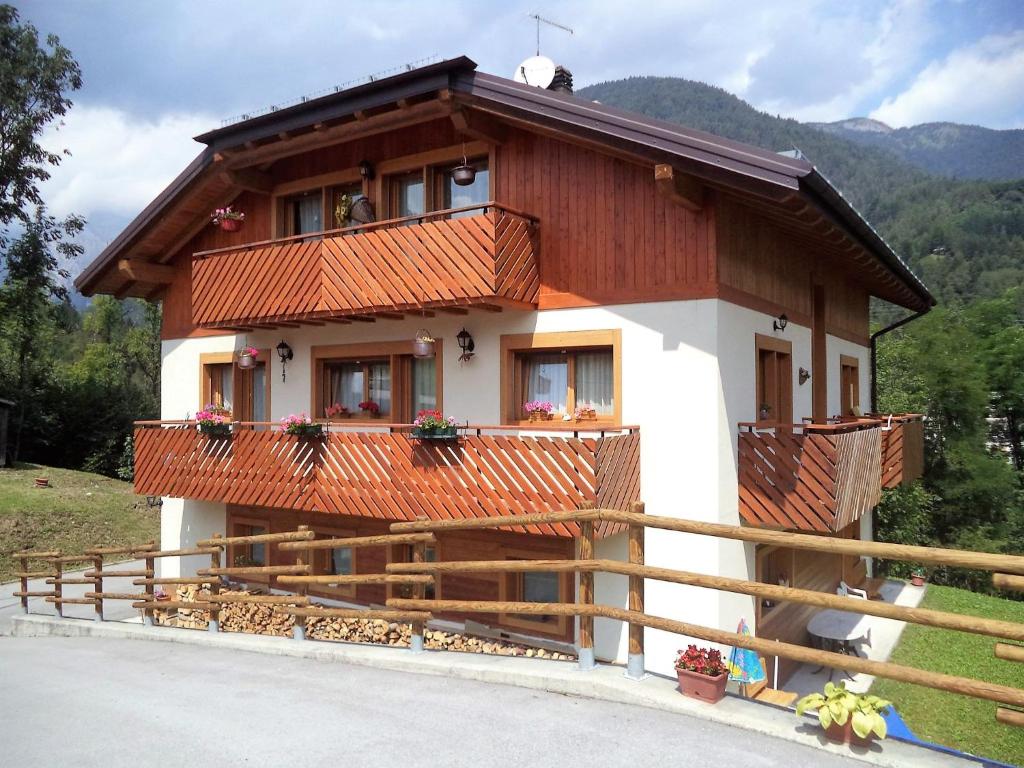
left=837, top=581, right=868, bottom=600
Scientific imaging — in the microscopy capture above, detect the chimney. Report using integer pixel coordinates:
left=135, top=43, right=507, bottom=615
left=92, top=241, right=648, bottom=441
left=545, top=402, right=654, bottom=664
left=548, top=65, right=573, bottom=94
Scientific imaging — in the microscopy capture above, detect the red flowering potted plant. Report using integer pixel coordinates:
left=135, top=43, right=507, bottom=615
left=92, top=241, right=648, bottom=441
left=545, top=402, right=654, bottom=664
left=359, top=400, right=381, bottom=419
left=324, top=403, right=349, bottom=420
left=280, top=413, right=323, bottom=439
left=237, top=345, right=259, bottom=370
left=412, top=409, right=458, bottom=439
left=674, top=644, right=728, bottom=703
left=196, top=404, right=231, bottom=438
left=210, top=206, right=245, bottom=232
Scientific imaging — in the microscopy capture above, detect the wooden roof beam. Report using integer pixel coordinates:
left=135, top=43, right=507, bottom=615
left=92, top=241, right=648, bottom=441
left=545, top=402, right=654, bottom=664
left=451, top=108, right=508, bottom=144
left=654, top=164, right=704, bottom=212
left=117, top=259, right=175, bottom=284
left=219, top=168, right=274, bottom=195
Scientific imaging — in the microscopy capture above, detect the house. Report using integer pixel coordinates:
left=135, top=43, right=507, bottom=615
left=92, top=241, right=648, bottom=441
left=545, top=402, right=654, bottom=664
left=74, top=56, right=932, bottom=680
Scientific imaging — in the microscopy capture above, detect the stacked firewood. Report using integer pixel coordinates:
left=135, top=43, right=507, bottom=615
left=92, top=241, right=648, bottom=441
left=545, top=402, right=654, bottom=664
left=151, top=584, right=574, bottom=661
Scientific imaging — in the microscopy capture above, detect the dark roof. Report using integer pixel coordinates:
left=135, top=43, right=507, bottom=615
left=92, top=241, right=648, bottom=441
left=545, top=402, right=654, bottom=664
left=75, top=56, right=933, bottom=309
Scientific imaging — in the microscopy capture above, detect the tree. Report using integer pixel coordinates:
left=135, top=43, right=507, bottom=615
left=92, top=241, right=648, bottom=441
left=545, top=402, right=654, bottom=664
left=0, top=209, right=83, bottom=461
left=0, top=5, right=81, bottom=246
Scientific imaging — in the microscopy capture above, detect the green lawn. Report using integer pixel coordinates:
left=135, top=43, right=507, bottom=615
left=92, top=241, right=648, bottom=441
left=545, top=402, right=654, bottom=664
left=871, top=584, right=1024, bottom=766
left=0, top=463, right=159, bottom=582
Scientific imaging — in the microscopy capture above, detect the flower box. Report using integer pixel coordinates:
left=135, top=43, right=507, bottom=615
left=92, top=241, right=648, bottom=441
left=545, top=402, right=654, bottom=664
left=412, top=410, right=458, bottom=440
left=199, top=423, right=231, bottom=438
left=412, top=425, right=458, bottom=440
left=675, top=668, right=728, bottom=703
left=280, top=413, right=323, bottom=439
left=528, top=411, right=554, bottom=422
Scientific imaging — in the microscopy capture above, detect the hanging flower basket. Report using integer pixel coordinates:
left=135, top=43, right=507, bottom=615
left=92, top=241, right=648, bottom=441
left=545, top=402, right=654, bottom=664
left=412, top=329, right=436, bottom=359
left=237, top=346, right=259, bottom=369
left=211, top=206, right=245, bottom=232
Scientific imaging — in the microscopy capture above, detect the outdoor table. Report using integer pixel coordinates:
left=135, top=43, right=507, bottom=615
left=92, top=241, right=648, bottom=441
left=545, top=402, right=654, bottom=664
left=807, top=608, right=872, bottom=681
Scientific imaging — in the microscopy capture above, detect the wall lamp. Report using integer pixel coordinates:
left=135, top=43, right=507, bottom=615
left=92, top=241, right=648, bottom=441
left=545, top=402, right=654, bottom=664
left=456, top=328, right=475, bottom=362
left=276, top=340, right=293, bottom=382
left=773, top=313, right=788, bottom=333
left=358, top=160, right=375, bottom=180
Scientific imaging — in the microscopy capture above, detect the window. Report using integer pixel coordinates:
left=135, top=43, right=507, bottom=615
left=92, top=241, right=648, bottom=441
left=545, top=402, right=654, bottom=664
left=323, top=359, right=391, bottom=418
left=755, top=334, right=792, bottom=425
left=311, top=530, right=357, bottom=598
left=204, top=363, right=234, bottom=411
left=389, top=543, right=438, bottom=600
left=501, top=558, right=568, bottom=634
left=284, top=190, right=323, bottom=237
left=502, top=331, right=621, bottom=425
left=313, top=341, right=443, bottom=422
left=391, top=171, right=425, bottom=218
left=515, top=349, right=614, bottom=420
left=840, top=355, right=861, bottom=417
left=440, top=159, right=489, bottom=216
left=229, top=520, right=267, bottom=569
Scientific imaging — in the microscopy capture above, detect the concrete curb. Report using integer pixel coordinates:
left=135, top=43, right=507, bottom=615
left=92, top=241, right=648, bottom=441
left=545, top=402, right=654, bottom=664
left=11, top=614, right=980, bottom=768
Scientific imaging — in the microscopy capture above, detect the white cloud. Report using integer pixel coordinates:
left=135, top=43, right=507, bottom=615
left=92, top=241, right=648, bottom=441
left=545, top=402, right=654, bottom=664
left=871, top=31, right=1024, bottom=128
left=40, top=104, right=216, bottom=219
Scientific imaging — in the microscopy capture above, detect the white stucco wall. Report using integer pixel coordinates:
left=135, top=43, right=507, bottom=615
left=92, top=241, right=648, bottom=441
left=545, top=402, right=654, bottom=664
left=156, top=297, right=874, bottom=672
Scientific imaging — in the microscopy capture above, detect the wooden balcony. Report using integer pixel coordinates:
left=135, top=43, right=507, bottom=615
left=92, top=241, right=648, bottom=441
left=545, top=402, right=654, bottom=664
left=738, top=420, right=884, bottom=533
left=878, top=414, right=925, bottom=487
left=191, top=203, right=539, bottom=329
left=133, top=422, right=640, bottom=538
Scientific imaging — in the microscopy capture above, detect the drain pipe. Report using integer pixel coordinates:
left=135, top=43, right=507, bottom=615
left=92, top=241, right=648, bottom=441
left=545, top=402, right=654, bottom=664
left=870, top=309, right=928, bottom=412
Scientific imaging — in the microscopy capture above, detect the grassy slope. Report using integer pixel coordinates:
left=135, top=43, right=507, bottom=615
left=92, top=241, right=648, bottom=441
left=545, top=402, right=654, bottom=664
left=871, top=585, right=1024, bottom=766
left=0, top=464, right=158, bottom=582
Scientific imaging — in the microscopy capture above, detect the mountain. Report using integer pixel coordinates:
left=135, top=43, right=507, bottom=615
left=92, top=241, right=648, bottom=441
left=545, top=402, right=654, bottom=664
left=576, top=77, right=1024, bottom=308
left=808, top=119, right=1024, bottom=181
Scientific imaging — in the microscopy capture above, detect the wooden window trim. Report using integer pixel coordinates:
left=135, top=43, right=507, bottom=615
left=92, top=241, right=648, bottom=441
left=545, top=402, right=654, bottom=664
left=199, top=349, right=272, bottom=422
left=310, top=340, right=443, bottom=424
left=308, top=525, right=358, bottom=600
left=840, top=354, right=861, bottom=417
left=754, top=333, right=793, bottom=426
left=497, top=549, right=572, bottom=635
left=386, top=541, right=441, bottom=601
left=499, top=330, right=622, bottom=426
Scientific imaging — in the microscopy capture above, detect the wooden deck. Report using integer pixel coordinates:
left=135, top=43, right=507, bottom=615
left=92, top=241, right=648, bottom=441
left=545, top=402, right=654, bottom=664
left=133, top=423, right=639, bottom=537
left=737, top=420, right=884, bottom=532
left=191, top=203, right=539, bottom=328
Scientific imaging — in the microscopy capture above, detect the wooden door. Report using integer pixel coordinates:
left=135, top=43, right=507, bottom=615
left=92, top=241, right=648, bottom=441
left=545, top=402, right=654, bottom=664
left=755, top=334, right=793, bottom=426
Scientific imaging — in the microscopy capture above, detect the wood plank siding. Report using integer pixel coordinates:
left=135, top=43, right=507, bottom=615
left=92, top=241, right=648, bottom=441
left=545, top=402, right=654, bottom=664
left=134, top=425, right=640, bottom=537
left=738, top=422, right=883, bottom=532
left=190, top=207, right=538, bottom=328
left=495, top=132, right=716, bottom=309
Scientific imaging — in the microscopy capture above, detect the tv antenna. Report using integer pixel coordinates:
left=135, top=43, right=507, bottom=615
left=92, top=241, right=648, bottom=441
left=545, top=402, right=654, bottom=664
left=528, top=13, right=573, bottom=56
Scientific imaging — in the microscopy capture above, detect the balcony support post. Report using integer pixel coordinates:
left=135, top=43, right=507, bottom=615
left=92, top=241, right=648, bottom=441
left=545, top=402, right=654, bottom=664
left=208, top=534, right=221, bottom=633
left=410, top=537, right=426, bottom=653
left=577, top=501, right=596, bottom=672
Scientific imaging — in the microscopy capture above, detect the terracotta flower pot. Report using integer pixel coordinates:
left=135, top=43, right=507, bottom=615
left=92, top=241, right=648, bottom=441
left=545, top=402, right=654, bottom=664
left=675, top=668, right=728, bottom=703
left=824, top=719, right=876, bottom=747
left=219, top=218, right=242, bottom=232
left=911, top=575, right=926, bottom=587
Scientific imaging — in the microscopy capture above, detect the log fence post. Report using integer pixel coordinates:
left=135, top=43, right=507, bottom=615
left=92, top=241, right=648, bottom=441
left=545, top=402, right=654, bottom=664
left=53, top=555, right=63, bottom=619
left=208, top=533, right=222, bottom=633
left=577, top=501, right=596, bottom=671
left=143, top=554, right=155, bottom=626
left=92, top=554, right=103, bottom=622
left=626, top=501, right=646, bottom=680
left=410, top=538, right=426, bottom=653
left=18, top=555, right=29, bottom=614
left=292, top=525, right=310, bottom=641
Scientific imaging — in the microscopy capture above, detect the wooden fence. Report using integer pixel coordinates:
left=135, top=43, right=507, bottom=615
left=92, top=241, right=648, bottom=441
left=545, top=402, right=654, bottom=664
left=14, top=505, right=1024, bottom=728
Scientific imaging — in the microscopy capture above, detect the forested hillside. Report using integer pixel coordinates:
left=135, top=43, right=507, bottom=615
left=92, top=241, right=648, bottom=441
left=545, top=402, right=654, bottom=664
left=579, top=77, right=1024, bottom=307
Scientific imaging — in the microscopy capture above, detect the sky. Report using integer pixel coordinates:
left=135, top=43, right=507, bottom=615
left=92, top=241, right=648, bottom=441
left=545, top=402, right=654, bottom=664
left=15, top=0, right=1024, bottom=271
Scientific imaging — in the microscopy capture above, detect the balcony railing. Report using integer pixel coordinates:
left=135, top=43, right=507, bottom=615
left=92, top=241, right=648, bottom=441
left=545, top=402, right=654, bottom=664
left=134, top=422, right=640, bottom=538
left=878, top=413, right=925, bottom=487
left=737, top=419, right=885, bottom=533
left=191, top=203, right=539, bottom=328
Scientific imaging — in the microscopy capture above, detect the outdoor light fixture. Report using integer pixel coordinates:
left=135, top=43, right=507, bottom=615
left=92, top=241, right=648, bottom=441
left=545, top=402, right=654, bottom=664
left=276, top=340, right=293, bottom=382
left=456, top=327, right=475, bottom=362
left=799, top=367, right=811, bottom=385
left=773, top=313, right=788, bottom=332
left=358, top=160, right=375, bottom=180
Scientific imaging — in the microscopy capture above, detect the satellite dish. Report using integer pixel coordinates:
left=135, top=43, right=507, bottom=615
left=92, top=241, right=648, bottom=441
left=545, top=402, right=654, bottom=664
left=514, top=55, right=556, bottom=88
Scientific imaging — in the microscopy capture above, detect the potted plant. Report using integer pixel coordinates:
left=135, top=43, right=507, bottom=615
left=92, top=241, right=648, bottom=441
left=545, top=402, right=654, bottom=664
left=674, top=645, right=728, bottom=703
left=210, top=206, right=245, bottom=232
left=324, top=403, right=349, bottom=420
left=524, top=400, right=554, bottom=422
left=796, top=682, right=891, bottom=746
left=359, top=400, right=381, bottom=418
left=412, top=409, right=458, bottom=440
left=412, top=329, right=436, bottom=358
left=154, top=589, right=170, bottom=602
left=758, top=402, right=772, bottom=421
left=196, top=405, right=231, bottom=438
left=333, top=193, right=355, bottom=227
left=280, top=413, right=323, bottom=439
left=237, top=345, right=259, bottom=369
left=574, top=404, right=597, bottom=422
left=910, top=567, right=927, bottom=587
